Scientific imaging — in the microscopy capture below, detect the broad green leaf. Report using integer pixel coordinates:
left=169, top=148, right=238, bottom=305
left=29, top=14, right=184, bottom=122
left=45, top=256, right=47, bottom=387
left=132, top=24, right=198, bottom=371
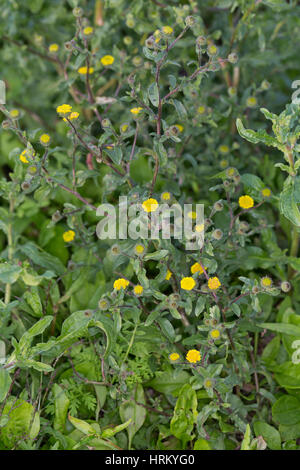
left=20, top=242, right=65, bottom=275
left=148, top=370, right=190, bottom=396
left=0, top=263, right=22, bottom=284
left=68, top=415, right=97, bottom=436
left=170, top=384, right=197, bottom=445
left=53, top=384, right=70, bottom=433
left=119, top=384, right=146, bottom=449
left=259, top=322, right=300, bottom=336
left=279, top=183, right=300, bottom=227
left=0, top=369, right=12, bottom=402
left=241, top=424, right=251, bottom=450
left=101, top=419, right=131, bottom=438
left=272, top=395, right=300, bottom=425
left=24, top=287, right=43, bottom=318
left=253, top=421, right=281, bottom=450
left=1, top=399, right=40, bottom=447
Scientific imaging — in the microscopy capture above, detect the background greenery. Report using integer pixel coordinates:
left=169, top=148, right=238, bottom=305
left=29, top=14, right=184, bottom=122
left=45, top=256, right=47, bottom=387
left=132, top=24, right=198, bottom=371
left=1, top=0, right=300, bottom=450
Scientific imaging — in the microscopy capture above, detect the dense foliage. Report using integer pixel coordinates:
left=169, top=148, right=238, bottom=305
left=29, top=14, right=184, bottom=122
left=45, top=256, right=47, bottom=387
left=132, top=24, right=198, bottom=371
left=1, top=0, right=300, bottom=451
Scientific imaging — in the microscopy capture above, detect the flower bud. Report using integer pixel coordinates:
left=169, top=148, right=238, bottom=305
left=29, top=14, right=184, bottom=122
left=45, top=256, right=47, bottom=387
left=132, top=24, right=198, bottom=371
left=52, top=210, right=62, bottom=222
left=185, top=16, right=196, bottom=27
left=21, top=181, right=30, bottom=191
left=281, top=281, right=291, bottom=293
left=73, top=7, right=83, bottom=17
left=228, top=53, right=238, bottom=64
left=196, top=36, right=206, bottom=46
left=212, top=229, right=223, bottom=240
left=213, top=201, right=224, bottom=212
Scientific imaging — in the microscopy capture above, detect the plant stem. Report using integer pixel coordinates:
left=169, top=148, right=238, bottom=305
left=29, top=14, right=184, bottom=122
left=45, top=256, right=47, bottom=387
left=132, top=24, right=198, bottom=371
left=5, top=197, right=14, bottom=304
left=288, top=226, right=299, bottom=279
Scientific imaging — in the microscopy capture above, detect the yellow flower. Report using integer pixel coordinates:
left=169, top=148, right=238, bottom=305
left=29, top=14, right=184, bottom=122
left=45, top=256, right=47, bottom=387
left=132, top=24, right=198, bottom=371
left=208, top=277, right=221, bottom=290
left=161, top=192, right=171, bottom=201
left=130, top=107, right=143, bottom=115
left=262, top=188, right=271, bottom=198
left=219, top=145, right=229, bottom=154
left=210, top=329, right=220, bottom=340
left=63, top=230, right=75, bottom=242
left=56, top=104, right=72, bottom=115
left=63, top=111, right=80, bottom=122
left=20, top=150, right=29, bottom=164
left=19, top=148, right=35, bottom=164
left=165, top=269, right=172, bottom=280
left=100, top=55, right=115, bottom=66
left=40, top=133, right=50, bottom=145
left=188, top=211, right=197, bottom=219
left=191, top=262, right=206, bottom=275
left=239, top=195, right=254, bottom=209
left=135, top=244, right=145, bottom=255
left=208, top=44, right=218, bottom=55
left=49, top=43, right=59, bottom=53
left=142, top=198, right=158, bottom=213
left=186, top=349, right=201, bottom=363
left=169, top=352, right=179, bottom=361
left=220, top=159, right=228, bottom=169
left=78, top=66, right=94, bottom=75
left=121, top=124, right=128, bottom=132
left=83, top=26, right=94, bottom=35
left=197, top=105, right=206, bottom=115
left=180, top=277, right=196, bottom=291
left=195, top=224, right=204, bottom=233
left=113, top=278, right=130, bottom=290
left=162, top=26, right=173, bottom=35
left=247, top=96, right=257, bottom=107
left=134, top=285, right=143, bottom=295
left=175, top=124, right=184, bottom=132
left=261, top=276, right=272, bottom=288
left=10, top=109, right=19, bottom=118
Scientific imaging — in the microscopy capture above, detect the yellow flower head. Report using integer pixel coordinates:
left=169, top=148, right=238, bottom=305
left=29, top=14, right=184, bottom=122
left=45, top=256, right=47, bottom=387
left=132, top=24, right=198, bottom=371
left=63, top=230, right=75, bottom=242
left=100, top=55, right=115, bottom=66
left=134, top=284, right=143, bottom=295
left=191, top=262, right=206, bottom=275
left=208, top=44, right=218, bottom=55
left=56, top=104, right=72, bottom=115
left=113, top=278, right=129, bottom=290
left=10, top=109, right=19, bottom=118
left=186, top=349, right=201, bottom=363
left=20, top=150, right=29, bottom=164
left=142, top=198, right=158, bottom=213
left=135, top=244, right=145, bottom=255
left=19, top=148, right=35, bottom=164
left=40, top=133, right=50, bottom=145
left=130, top=107, right=143, bottom=115
left=247, top=96, right=257, bottom=108
left=161, top=192, right=171, bottom=201
left=262, top=188, right=271, bottom=198
left=49, top=43, right=59, bottom=53
left=208, top=277, right=221, bottom=290
left=195, top=224, right=204, bottom=233
left=121, top=124, right=129, bottom=133
left=219, top=145, right=229, bottom=154
left=180, top=277, right=196, bottom=291
left=239, top=195, right=254, bottom=209
left=83, top=26, right=94, bottom=36
left=197, top=105, right=206, bottom=115
left=220, top=159, right=228, bottom=169
left=162, top=26, right=173, bottom=35
left=78, top=66, right=94, bottom=75
left=261, top=276, right=272, bottom=288
left=165, top=269, right=172, bottom=281
left=169, top=352, right=179, bottom=361
left=210, top=329, right=221, bottom=340
left=63, top=111, right=80, bottom=122
left=175, top=124, right=184, bottom=132
left=188, top=211, right=197, bottom=220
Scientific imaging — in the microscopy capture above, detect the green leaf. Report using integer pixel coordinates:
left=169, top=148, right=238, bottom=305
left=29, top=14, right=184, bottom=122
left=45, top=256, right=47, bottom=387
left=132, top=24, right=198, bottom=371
left=236, top=118, right=282, bottom=149
left=170, top=384, right=197, bottom=445
left=0, top=369, right=12, bottom=403
left=1, top=399, right=40, bottom=447
left=147, top=370, right=190, bottom=396
left=259, top=322, right=300, bottom=336
left=19, top=316, right=53, bottom=353
left=53, top=384, right=70, bottom=433
left=148, top=82, right=159, bottom=107
left=24, top=287, right=43, bottom=318
left=279, top=183, right=300, bottom=227
left=241, top=424, right=251, bottom=450
left=101, top=419, right=132, bottom=438
left=253, top=421, right=281, bottom=450
left=68, top=415, right=97, bottom=436
left=193, top=438, right=213, bottom=450
left=272, top=395, right=300, bottom=425
left=0, top=263, right=22, bottom=284
left=119, top=384, right=146, bottom=449
left=20, top=242, right=65, bottom=275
